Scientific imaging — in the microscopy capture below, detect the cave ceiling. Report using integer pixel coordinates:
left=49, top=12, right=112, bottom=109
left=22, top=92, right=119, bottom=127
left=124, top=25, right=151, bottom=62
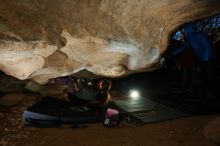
left=0, top=0, right=219, bottom=84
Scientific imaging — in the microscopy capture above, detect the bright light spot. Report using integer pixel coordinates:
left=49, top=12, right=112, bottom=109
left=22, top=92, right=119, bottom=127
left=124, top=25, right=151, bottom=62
left=129, top=90, right=140, bottom=100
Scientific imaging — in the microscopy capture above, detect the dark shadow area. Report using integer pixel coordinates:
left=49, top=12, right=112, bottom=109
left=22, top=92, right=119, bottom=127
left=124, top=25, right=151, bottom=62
left=111, top=15, right=220, bottom=116
left=111, top=66, right=220, bottom=116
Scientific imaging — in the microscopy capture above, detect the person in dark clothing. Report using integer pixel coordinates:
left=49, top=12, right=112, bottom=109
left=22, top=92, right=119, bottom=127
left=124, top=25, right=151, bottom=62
left=50, top=76, right=111, bottom=106
left=178, top=48, right=197, bottom=96
left=77, top=78, right=111, bottom=105
left=164, top=22, right=217, bottom=100
left=170, top=23, right=215, bottom=61
left=50, top=76, right=80, bottom=100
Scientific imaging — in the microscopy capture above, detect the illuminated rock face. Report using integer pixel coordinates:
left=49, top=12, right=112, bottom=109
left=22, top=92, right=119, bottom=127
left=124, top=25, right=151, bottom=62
left=0, top=0, right=219, bottom=83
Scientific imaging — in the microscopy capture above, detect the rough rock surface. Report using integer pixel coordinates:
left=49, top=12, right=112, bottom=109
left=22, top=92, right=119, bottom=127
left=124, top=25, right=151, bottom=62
left=203, top=117, right=220, bottom=143
left=0, top=0, right=219, bottom=83
left=0, top=93, right=24, bottom=106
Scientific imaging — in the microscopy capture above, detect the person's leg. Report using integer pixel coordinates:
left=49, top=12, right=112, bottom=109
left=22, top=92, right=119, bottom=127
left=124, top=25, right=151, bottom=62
left=68, top=93, right=88, bottom=106
left=180, top=68, right=188, bottom=92
left=206, top=60, right=217, bottom=101
left=195, top=63, right=207, bottom=100
left=190, top=66, right=199, bottom=98
left=191, top=64, right=200, bottom=98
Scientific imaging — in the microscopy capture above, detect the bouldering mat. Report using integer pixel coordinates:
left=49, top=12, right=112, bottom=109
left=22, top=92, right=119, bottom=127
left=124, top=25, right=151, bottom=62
left=23, top=97, right=105, bottom=126
left=113, top=98, right=189, bottom=124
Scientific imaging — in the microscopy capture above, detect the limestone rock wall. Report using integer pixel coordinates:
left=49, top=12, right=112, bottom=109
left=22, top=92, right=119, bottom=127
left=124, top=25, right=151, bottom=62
left=0, top=0, right=219, bottom=83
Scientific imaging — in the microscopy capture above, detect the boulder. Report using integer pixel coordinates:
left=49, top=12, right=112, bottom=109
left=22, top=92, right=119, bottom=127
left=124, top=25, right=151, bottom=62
left=0, top=93, right=24, bottom=106
left=0, top=0, right=219, bottom=83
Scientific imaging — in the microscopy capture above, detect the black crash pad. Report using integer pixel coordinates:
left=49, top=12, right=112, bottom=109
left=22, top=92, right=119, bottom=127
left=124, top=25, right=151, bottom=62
left=113, top=98, right=189, bottom=124
left=23, top=97, right=105, bottom=126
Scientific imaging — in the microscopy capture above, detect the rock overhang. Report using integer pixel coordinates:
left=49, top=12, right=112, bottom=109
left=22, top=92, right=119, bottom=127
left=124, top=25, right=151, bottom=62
left=0, top=0, right=219, bottom=84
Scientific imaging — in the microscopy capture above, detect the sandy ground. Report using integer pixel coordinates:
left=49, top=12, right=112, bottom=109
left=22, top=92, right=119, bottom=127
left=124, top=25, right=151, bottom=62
left=0, top=93, right=220, bottom=146
left=25, top=116, right=219, bottom=146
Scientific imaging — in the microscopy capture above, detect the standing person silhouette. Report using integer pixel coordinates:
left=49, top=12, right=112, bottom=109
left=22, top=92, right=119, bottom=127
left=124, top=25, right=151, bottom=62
left=164, top=22, right=217, bottom=101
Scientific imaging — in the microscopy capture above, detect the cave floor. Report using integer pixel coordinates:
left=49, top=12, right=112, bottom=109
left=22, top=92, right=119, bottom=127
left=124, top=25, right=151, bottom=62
left=0, top=94, right=219, bottom=146
left=1, top=68, right=220, bottom=146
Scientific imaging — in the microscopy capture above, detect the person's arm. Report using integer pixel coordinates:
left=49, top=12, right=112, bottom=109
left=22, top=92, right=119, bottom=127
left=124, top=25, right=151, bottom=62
left=203, top=35, right=214, bottom=61
left=50, top=77, right=69, bottom=85
left=165, top=41, right=189, bottom=61
left=172, top=42, right=188, bottom=56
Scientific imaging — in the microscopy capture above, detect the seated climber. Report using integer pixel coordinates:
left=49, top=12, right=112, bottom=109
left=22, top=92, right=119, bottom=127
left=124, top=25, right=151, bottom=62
left=50, top=76, right=111, bottom=106
left=50, top=76, right=80, bottom=97
left=71, top=78, right=111, bottom=106
left=96, top=79, right=112, bottom=103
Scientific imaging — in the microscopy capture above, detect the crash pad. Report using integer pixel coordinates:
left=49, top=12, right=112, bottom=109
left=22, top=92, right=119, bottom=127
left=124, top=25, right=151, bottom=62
left=23, top=97, right=105, bottom=126
left=113, top=98, right=189, bottom=124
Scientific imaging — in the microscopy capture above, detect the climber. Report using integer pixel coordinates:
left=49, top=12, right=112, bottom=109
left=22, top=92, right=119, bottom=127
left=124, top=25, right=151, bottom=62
left=163, top=22, right=217, bottom=101
left=50, top=76, right=111, bottom=106
left=71, top=78, right=111, bottom=106
left=50, top=76, right=81, bottom=99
